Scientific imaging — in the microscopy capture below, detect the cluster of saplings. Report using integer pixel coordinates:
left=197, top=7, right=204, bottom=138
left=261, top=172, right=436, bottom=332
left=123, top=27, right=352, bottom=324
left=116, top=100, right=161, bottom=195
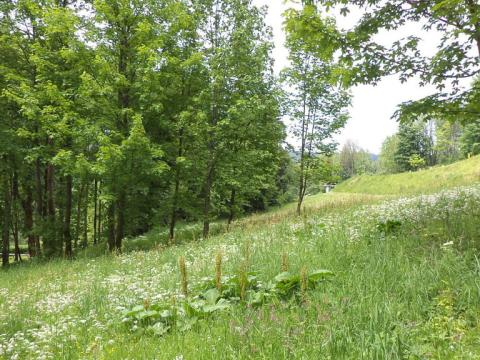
left=0, top=0, right=295, bottom=266
left=122, top=252, right=334, bottom=337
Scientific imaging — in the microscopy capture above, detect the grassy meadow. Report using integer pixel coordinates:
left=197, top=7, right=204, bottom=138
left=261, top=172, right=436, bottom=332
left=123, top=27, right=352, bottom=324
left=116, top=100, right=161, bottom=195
left=335, top=155, right=480, bottom=195
left=2, top=167, right=480, bottom=359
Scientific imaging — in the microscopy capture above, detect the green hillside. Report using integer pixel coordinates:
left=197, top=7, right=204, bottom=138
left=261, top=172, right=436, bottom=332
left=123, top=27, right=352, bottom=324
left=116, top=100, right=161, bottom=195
left=2, top=181, right=480, bottom=358
left=335, top=155, right=480, bottom=195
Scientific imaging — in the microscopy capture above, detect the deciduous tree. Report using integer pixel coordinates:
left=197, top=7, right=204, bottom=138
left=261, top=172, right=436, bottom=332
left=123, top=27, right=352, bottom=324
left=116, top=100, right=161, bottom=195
left=284, top=5, right=350, bottom=214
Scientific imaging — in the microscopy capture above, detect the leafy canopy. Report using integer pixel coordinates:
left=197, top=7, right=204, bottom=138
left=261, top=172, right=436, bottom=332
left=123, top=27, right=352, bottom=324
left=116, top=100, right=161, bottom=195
left=290, top=0, right=480, bottom=122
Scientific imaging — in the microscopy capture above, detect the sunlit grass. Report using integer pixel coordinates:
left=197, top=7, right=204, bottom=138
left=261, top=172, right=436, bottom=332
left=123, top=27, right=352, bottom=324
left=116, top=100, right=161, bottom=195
left=335, top=155, right=480, bottom=195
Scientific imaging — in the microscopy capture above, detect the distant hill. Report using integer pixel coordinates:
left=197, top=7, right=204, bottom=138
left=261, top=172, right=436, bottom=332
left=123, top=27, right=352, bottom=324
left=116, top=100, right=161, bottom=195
left=334, top=155, right=480, bottom=195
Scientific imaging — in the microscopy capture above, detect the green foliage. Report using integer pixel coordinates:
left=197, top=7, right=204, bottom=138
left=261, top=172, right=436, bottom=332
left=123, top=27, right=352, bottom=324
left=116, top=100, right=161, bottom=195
left=307, top=155, right=342, bottom=194
left=337, top=140, right=377, bottom=179
left=291, top=0, right=480, bottom=122
left=376, top=220, right=402, bottom=235
left=380, top=118, right=470, bottom=174
left=378, top=135, right=401, bottom=174
left=435, top=119, right=463, bottom=164
left=269, top=149, right=299, bottom=206
left=269, top=269, right=334, bottom=299
left=460, top=119, right=480, bottom=157
left=408, top=154, right=427, bottom=171
left=410, top=289, right=475, bottom=357
left=394, top=120, right=434, bottom=172
left=0, top=0, right=286, bottom=259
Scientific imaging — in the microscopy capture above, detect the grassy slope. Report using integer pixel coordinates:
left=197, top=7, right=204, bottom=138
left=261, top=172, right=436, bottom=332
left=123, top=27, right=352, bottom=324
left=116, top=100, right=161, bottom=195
left=1, top=161, right=480, bottom=359
left=335, top=155, right=480, bottom=195
left=113, top=193, right=389, bottom=254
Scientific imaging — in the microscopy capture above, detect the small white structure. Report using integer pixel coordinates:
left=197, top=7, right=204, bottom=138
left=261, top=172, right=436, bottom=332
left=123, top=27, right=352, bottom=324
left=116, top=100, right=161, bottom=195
left=324, top=184, right=335, bottom=193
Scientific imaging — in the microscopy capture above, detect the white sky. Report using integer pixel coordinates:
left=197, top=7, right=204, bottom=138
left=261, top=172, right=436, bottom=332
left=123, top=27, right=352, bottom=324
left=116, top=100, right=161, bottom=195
left=253, top=0, right=464, bottom=154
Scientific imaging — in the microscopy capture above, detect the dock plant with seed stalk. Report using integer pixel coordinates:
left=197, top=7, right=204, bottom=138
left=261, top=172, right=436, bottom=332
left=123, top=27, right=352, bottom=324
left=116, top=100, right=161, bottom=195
left=300, top=266, right=308, bottom=303
left=281, top=252, right=289, bottom=272
left=179, top=256, right=188, bottom=297
left=121, top=255, right=334, bottom=338
left=215, top=252, right=222, bottom=291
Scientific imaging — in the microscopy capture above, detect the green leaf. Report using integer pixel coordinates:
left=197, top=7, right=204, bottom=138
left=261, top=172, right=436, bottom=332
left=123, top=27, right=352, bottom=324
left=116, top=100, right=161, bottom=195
left=136, top=310, right=159, bottom=321
left=308, top=269, right=334, bottom=282
left=203, top=288, right=221, bottom=305
left=132, top=305, right=145, bottom=312
left=274, top=272, right=295, bottom=283
left=202, top=298, right=231, bottom=313
left=148, top=322, right=170, bottom=336
left=160, top=309, right=173, bottom=320
left=247, top=290, right=265, bottom=306
left=184, top=301, right=207, bottom=318
left=177, top=317, right=198, bottom=332
left=123, top=304, right=146, bottom=318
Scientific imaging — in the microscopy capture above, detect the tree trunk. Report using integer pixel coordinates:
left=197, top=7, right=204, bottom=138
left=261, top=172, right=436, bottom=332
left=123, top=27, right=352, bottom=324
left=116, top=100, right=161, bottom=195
left=34, top=158, right=43, bottom=252
left=297, top=176, right=308, bottom=215
left=46, top=165, right=55, bottom=214
left=296, top=195, right=303, bottom=216
left=169, top=133, right=183, bottom=243
left=2, top=175, right=11, bottom=267
left=227, top=188, right=236, bottom=229
left=97, top=188, right=102, bottom=244
left=75, top=182, right=85, bottom=248
left=82, top=182, right=89, bottom=248
left=12, top=217, right=21, bottom=262
left=64, top=175, right=73, bottom=258
left=22, top=186, right=36, bottom=257
left=43, top=167, right=48, bottom=216
left=93, top=179, right=98, bottom=245
left=12, top=173, right=21, bottom=262
left=107, top=202, right=116, bottom=252
left=57, top=195, right=64, bottom=253
left=168, top=175, right=180, bottom=243
left=115, top=22, right=131, bottom=252
left=115, top=191, right=125, bottom=251
left=203, top=162, right=214, bottom=239
left=203, top=10, right=220, bottom=240
left=297, top=82, right=309, bottom=216
left=297, top=150, right=306, bottom=215
left=45, top=162, right=57, bottom=256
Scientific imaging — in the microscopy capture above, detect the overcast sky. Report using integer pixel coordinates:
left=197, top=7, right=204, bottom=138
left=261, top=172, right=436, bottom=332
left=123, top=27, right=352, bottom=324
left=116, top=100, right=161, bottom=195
left=252, top=1, right=450, bottom=154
